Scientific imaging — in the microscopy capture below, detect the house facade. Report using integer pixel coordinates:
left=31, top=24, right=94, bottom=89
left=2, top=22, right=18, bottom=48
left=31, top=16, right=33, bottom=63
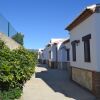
left=41, top=39, right=66, bottom=68
left=48, top=39, right=63, bottom=68
left=38, top=49, right=43, bottom=63
left=41, top=49, right=46, bottom=64
left=66, top=4, right=100, bottom=97
left=49, top=42, right=58, bottom=68
left=57, top=39, right=70, bottom=70
left=39, top=38, right=71, bottom=70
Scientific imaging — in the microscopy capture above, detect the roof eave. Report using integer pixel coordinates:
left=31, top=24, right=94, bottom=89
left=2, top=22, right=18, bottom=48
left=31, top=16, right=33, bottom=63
left=65, top=8, right=94, bottom=31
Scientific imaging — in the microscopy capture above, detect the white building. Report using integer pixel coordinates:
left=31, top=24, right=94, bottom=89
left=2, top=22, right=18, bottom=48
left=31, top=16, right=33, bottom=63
left=45, top=38, right=66, bottom=68
left=38, top=49, right=44, bottom=63
left=57, top=38, right=70, bottom=70
left=43, top=45, right=50, bottom=65
left=42, top=38, right=71, bottom=70
left=65, top=4, right=100, bottom=97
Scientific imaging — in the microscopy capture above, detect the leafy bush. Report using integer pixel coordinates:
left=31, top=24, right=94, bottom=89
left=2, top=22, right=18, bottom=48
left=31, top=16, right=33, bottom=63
left=0, top=40, right=37, bottom=100
left=0, top=87, right=22, bottom=100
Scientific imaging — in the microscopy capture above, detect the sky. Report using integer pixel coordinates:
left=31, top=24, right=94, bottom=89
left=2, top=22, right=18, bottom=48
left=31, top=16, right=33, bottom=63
left=0, top=0, right=99, bottom=49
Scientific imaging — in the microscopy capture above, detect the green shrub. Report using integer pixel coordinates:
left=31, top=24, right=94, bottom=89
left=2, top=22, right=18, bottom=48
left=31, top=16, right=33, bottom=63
left=0, top=87, right=22, bottom=100
left=0, top=40, right=37, bottom=99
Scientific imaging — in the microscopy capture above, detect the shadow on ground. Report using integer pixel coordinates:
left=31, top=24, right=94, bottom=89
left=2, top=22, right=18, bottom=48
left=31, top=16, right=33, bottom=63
left=36, top=64, right=96, bottom=100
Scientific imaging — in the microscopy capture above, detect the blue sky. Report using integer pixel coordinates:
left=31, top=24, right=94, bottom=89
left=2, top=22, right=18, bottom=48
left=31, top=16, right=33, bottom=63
left=0, top=0, right=99, bottom=49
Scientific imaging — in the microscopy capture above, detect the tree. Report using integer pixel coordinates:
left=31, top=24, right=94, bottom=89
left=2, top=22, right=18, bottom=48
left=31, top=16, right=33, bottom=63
left=12, top=32, right=24, bottom=46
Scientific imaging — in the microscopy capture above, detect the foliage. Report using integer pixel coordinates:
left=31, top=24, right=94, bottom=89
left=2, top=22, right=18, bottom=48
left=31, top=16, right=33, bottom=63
left=12, top=32, right=24, bottom=46
left=0, top=40, right=37, bottom=100
left=0, top=87, right=22, bottom=100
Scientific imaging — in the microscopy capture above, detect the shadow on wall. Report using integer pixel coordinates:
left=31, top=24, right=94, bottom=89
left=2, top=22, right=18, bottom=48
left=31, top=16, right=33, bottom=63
left=36, top=64, right=96, bottom=100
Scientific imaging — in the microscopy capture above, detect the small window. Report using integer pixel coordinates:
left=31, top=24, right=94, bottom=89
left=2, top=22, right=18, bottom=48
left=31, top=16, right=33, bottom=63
left=49, top=51, right=51, bottom=59
left=42, top=53, right=44, bottom=58
left=66, top=49, right=70, bottom=61
left=55, top=47, right=58, bottom=62
left=82, top=34, right=91, bottom=62
left=71, top=42, right=76, bottom=61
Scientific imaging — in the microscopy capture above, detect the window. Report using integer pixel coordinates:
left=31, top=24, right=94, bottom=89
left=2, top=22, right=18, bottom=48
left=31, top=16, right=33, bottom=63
left=49, top=51, right=51, bottom=59
left=55, top=47, right=58, bottom=62
left=71, top=41, right=76, bottom=61
left=82, top=34, right=91, bottom=62
left=66, top=49, right=70, bottom=61
left=42, top=53, right=44, bottom=58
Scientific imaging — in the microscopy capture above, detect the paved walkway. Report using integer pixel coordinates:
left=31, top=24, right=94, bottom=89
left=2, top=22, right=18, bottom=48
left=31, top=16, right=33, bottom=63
left=20, top=64, right=96, bottom=100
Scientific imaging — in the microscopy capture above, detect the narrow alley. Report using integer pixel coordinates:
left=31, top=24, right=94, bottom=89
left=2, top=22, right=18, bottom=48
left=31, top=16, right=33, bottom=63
left=20, top=64, right=96, bottom=100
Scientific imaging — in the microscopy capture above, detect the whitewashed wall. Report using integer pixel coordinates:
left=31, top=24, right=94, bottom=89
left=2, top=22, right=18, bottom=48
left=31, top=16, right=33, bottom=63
left=42, top=46, right=51, bottom=61
left=65, top=42, right=70, bottom=52
left=95, top=13, right=100, bottom=71
left=45, top=39, right=68, bottom=62
left=41, top=49, right=45, bottom=61
left=70, top=13, right=98, bottom=71
left=43, top=48, right=47, bottom=60
left=57, top=41, right=70, bottom=62
left=45, top=46, right=50, bottom=61
left=58, top=43, right=66, bottom=62
left=51, top=44, right=57, bottom=61
left=57, top=42, right=63, bottom=62
left=38, top=49, right=43, bottom=59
